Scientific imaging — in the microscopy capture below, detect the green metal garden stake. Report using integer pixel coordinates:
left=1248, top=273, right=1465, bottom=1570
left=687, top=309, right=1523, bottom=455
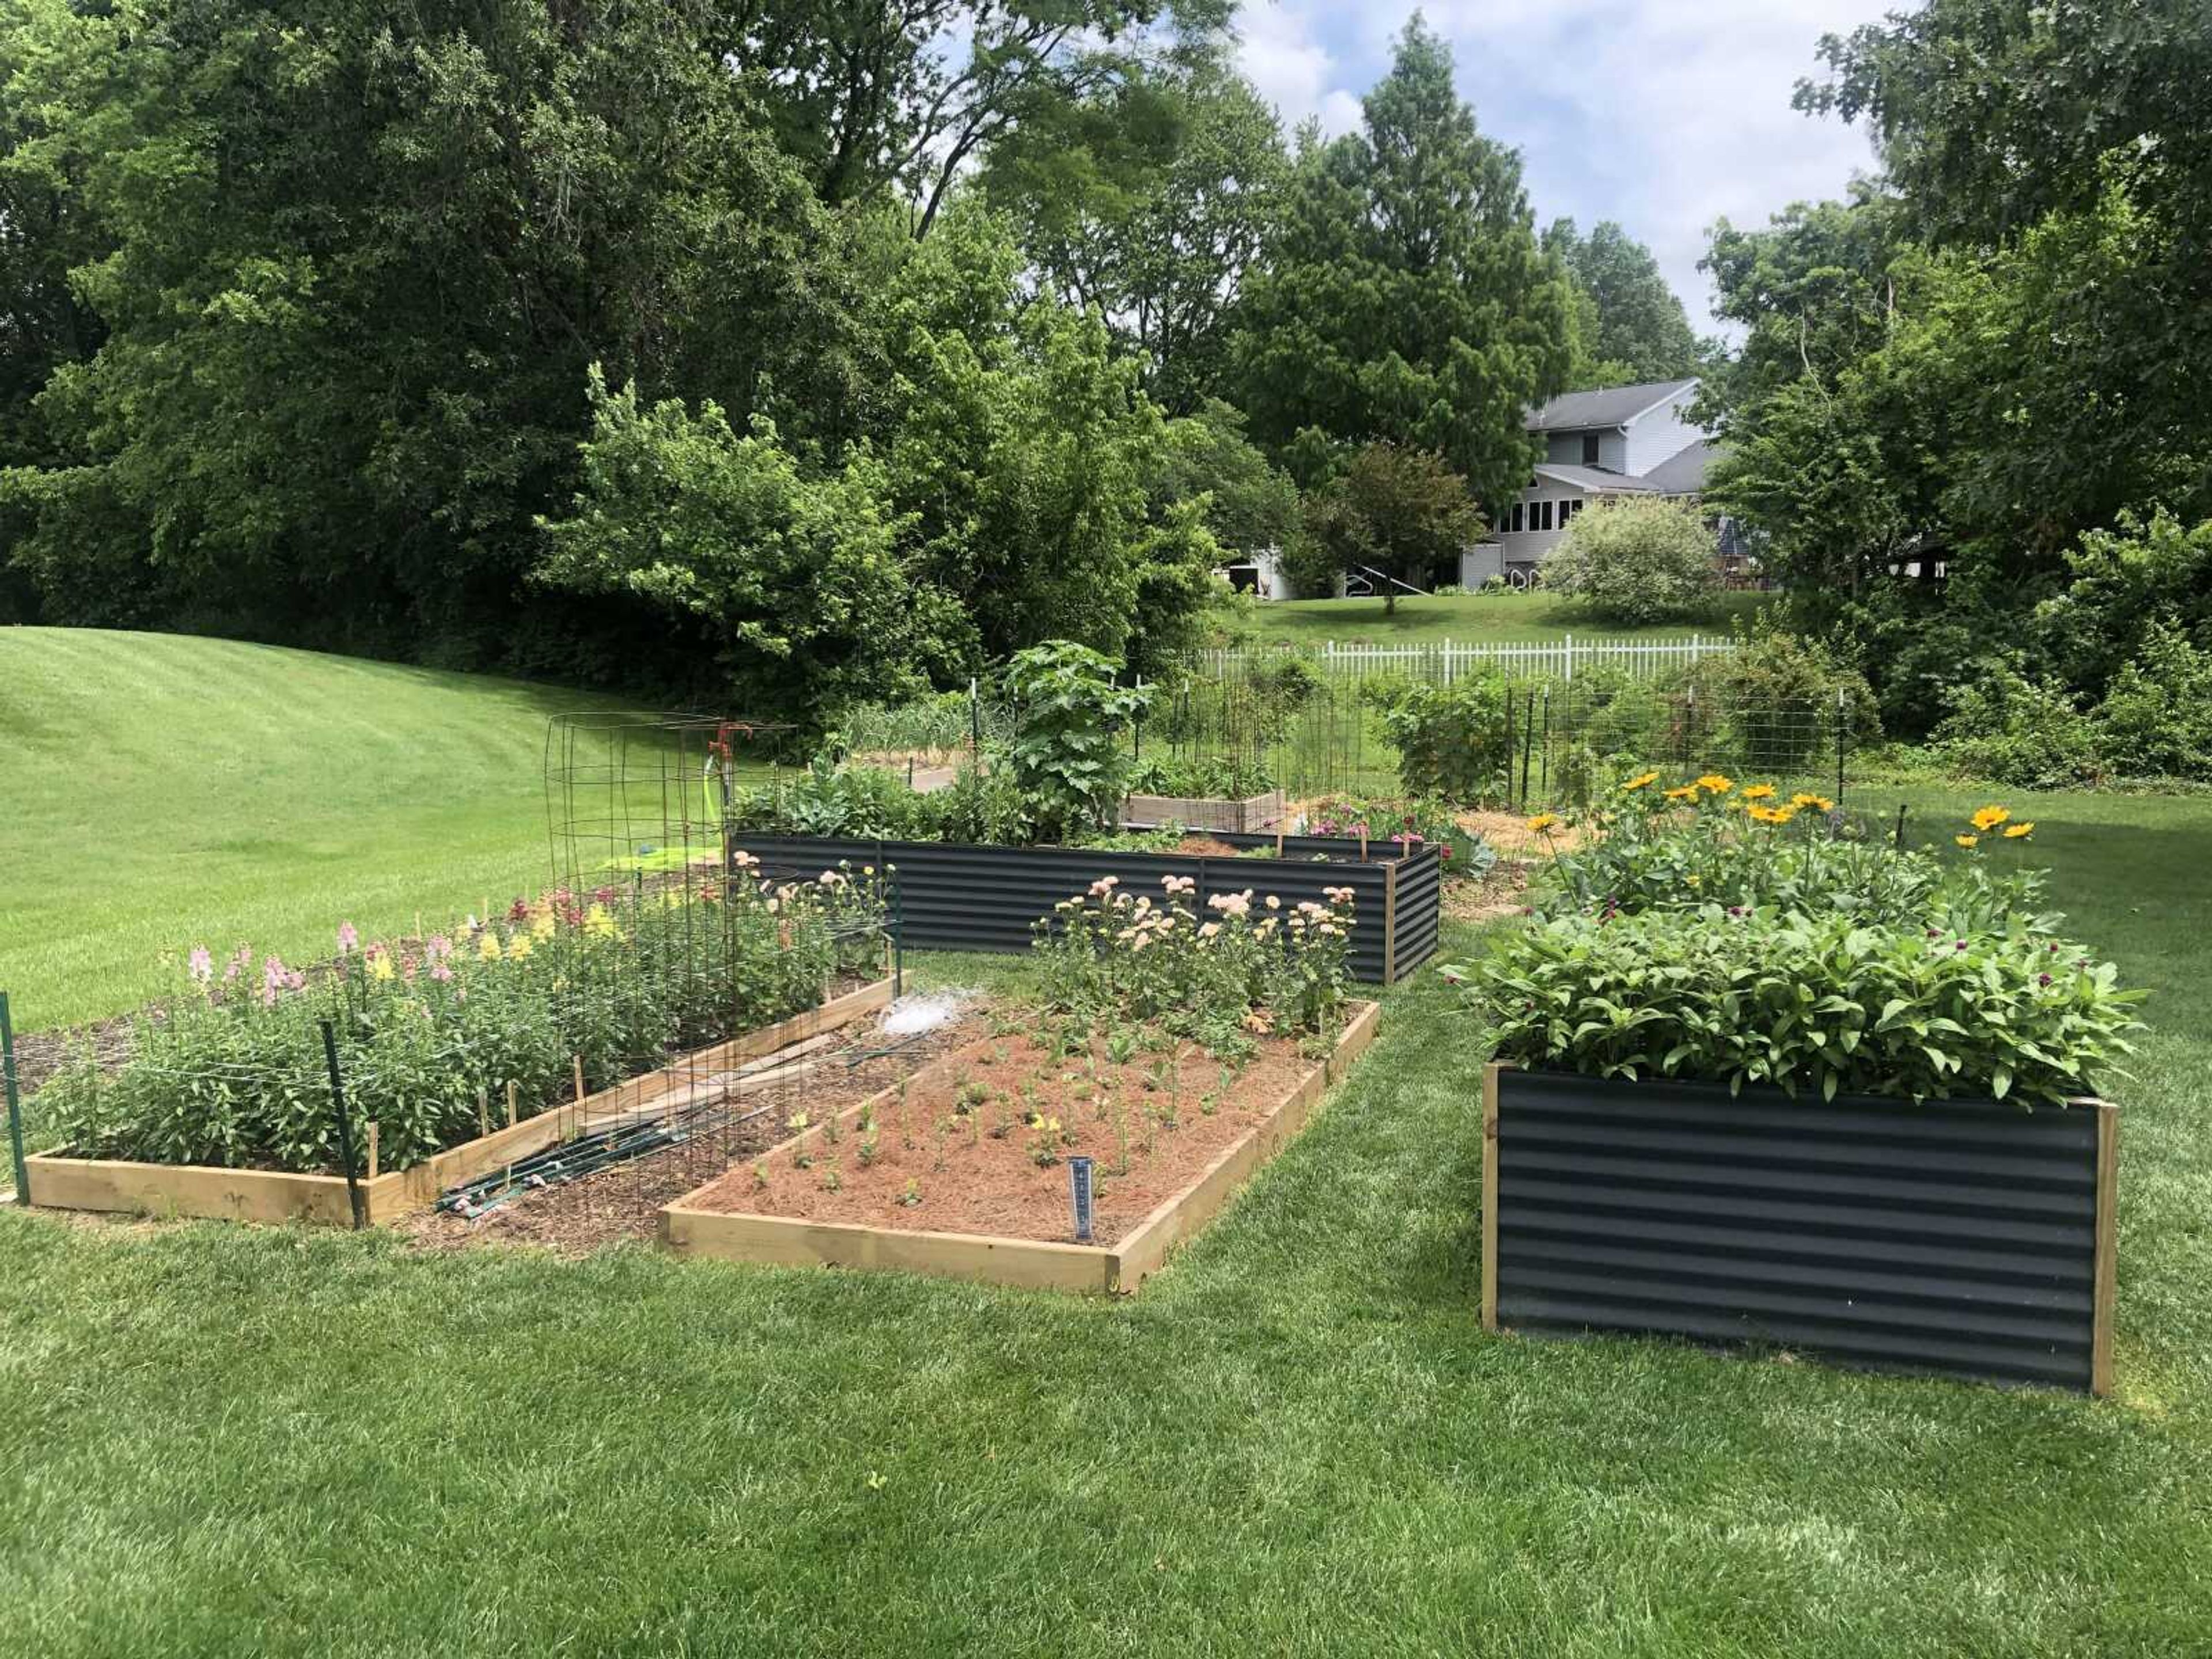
left=319, top=1018, right=368, bottom=1231
left=1, top=991, right=27, bottom=1205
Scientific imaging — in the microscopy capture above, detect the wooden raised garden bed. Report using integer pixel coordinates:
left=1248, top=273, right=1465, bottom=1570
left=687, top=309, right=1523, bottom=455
left=1122, top=787, right=1286, bottom=835
left=23, top=976, right=898, bottom=1228
left=1481, top=1063, right=2119, bottom=1394
left=661, top=1001, right=1381, bottom=1293
left=729, top=831, right=1441, bottom=984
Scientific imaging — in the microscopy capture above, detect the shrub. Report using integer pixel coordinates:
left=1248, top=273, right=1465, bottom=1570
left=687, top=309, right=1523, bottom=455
left=1363, top=672, right=1513, bottom=803
left=2090, top=624, right=2212, bottom=779
left=1676, top=624, right=1882, bottom=772
left=1454, top=905, right=2141, bottom=1107
left=1933, top=663, right=2102, bottom=788
left=1543, top=497, right=1719, bottom=624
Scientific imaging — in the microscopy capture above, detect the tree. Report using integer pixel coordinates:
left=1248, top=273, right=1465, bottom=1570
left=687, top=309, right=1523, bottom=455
left=1230, top=17, right=1571, bottom=510
left=1542, top=497, right=1719, bottom=625
left=536, top=371, right=962, bottom=730
left=1152, top=400, right=1300, bottom=559
left=1303, top=442, right=1482, bottom=613
left=981, top=47, right=1287, bottom=411
left=1543, top=218, right=1703, bottom=386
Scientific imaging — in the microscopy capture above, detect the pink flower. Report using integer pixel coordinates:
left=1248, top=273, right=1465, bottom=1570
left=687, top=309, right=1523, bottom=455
left=187, top=946, right=214, bottom=985
left=261, top=956, right=289, bottom=1008
left=336, top=921, right=359, bottom=955
left=429, top=961, right=453, bottom=983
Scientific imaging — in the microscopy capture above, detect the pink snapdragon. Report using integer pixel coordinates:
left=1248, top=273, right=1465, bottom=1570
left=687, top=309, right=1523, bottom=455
left=336, top=921, right=360, bottom=955
left=187, top=945, right=214, bottom=986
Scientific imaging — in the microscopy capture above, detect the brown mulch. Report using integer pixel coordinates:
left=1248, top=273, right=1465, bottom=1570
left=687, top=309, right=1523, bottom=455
left=1169, top=834, right=1253, bottom=859
left=1453, top=808, right=1589, bottom=855
left=391, top=1008, right=985, bottom=1258
left=683, top=1021, right=1323, bottom=1248
left=9, top=1010, right=141, bottom=1097
left=1444, top=860, right=1533, bottom=924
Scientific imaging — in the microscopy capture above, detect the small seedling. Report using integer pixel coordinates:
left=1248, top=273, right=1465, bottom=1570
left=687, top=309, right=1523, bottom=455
left=785, top=1109, right=810, bottom=1134
left=820, top=1160, right=842, bottom=1192
left=1026, top=1115, right=1064, bottom=1167
left=751, top=1160, right=770, bottom=1190
left=794, top=1149, right=816, bottom=1171
left=897, top=1179, right=923, bottom=1207
left=858, top=1128, right=881, bottom=1166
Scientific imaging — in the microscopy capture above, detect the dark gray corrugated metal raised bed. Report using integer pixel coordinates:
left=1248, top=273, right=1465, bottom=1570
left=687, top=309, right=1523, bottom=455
left=1480, top=1065, right=2118, bottom=1393
left=730, top=830, right=1441, bottom=984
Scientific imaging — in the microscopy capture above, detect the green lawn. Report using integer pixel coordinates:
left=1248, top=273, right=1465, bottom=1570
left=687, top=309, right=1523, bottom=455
left=0, top=629, right=714, bottom=1032
left=1229, top=586, right=1775, bottom=646
left=1, top=773, right=2209, bottom=1654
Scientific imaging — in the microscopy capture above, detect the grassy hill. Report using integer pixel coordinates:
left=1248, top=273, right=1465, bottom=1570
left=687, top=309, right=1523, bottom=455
left=0, top=629, right=672, bottom=1032
left=1226, top=588, right=1775, bottom=646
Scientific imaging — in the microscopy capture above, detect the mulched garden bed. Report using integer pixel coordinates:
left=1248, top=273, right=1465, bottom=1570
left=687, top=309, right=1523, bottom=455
left=681, top=1021, right=1327, bottom=1248
left=392, top=1007, right=983, bottom=1257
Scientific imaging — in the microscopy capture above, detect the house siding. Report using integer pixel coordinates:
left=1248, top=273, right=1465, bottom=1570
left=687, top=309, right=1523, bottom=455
left=1488, top=479, right=1592, bottom=567
left=1622, top=388, right=1703, bottom=478
left=1543, top=429, right=1628, bottom=471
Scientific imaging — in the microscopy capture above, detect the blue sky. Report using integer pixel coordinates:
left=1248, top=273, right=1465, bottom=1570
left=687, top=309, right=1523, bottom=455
left=1232, top=1, right=1894, bottom=330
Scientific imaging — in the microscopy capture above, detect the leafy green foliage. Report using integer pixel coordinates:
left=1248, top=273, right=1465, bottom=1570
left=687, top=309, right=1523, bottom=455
left=1543, top=218, right=1705, bottom=387
left=1230, top=18, right=1569, bottom=508
left=1458, top=905, right=2142, bottom=1107
left=1363, top=673, right=1513, bottom=804
left=37, top=870, right=885, bottom=1172
left=1126, top=755, right=1275, bottom=799
left=1002, top=641, right=1150, bottom=841
left=1543, top=498, right=1720, bottom=626
left=1302, top=443, right=1483, bottom=614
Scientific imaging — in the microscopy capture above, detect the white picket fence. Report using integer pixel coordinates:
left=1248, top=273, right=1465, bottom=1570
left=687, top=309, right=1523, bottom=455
left=1198, top=632, right=1734, bottom=684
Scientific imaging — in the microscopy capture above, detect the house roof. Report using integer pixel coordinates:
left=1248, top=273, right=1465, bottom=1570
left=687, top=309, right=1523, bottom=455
left=1532, top=463, right=1653, bottom=493
left=1524, top=378, right=1698, bottom=433
left=1637, top=438, right=1717, bottom=495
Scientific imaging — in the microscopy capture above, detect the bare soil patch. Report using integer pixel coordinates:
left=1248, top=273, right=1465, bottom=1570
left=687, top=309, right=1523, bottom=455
left=682, top=1021, right=1328, bottom=1248
left=1453, top=808, right=1588, bottom=855
left=1444, top=860, right=1532, bottom=924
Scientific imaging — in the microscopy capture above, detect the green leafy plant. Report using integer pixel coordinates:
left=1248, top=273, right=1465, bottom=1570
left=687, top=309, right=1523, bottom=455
left=1001, top=640, right=1151, bottom=840
left=1450, top=906, right=2142, bottom=1107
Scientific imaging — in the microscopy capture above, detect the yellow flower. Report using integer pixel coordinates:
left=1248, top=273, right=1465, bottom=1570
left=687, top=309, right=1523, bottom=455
left=1970, top=805, right=2011, bottom=832
left=1524, top=813, right=1560, bottom=834
left=1695, top=774, right=1733, bottom=794
left=1791, top=793, right=1836, bottom=812
left=584, top=902, right=619, bottom=939
left=367, top=951, right=396, bottom=983
left=1956, top=834, right=1979, bottom=849
left=478, top=933, right=501, bottom=961
left=1663, top=783, right=1699, bottom=801
left=1771, top=804, right=1798, bottom=824
left=2003, top=821, right=2035, bottom=839
left=506, top=932, right=534, bottom=961
left=1741, top=783, right=1777, bottom=801
left=531, top=907, right=556, bottom=941
left=1620, top=771, right=1660, bottom=792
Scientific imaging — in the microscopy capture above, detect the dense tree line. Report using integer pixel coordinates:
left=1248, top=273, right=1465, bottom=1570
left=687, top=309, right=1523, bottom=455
left=0, top=1, right=1702, bottom=721
left=1702, top=0, right=2212, bottom=772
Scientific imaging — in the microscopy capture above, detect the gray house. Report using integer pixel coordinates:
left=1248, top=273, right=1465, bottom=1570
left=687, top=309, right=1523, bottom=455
left=1460, top=378, right=1732, bottom=586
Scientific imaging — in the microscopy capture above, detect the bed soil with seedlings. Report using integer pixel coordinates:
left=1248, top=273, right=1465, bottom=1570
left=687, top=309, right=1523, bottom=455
left=392, top=1007, right=981, bottom=1258
left=681, top=1018, right=1331, bottom=1248
left=1444, top=859, right=1531, bottom=923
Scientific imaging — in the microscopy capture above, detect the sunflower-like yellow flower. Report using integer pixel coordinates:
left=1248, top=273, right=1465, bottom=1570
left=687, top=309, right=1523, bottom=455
left=1695, top=774, right=1733, bottom=794
left=2003, top=821, right=2035, bottom=839
left=1970, top=805, right=2011, bottom=832
left=1791, top=793, right=1836, bottom=812
left=1741, top=783, right=1777, bottom=801
left=1663, top=783, right=1700, bottom=801
left=1620, top=771, right=1660, bottom=792
left=1956, top=834, right=1979, bottom=849
left=1525, top=813, right=1560, bottom=834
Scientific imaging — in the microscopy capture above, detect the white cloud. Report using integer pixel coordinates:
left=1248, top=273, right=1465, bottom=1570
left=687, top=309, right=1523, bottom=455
left=1233, top=0, right=1891, bottom=328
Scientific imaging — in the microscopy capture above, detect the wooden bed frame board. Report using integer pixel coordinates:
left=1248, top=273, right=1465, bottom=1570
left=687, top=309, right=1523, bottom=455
left=660, top=998, right=1381, bottom=1294
left=24, top=975, right=897, bottom=1227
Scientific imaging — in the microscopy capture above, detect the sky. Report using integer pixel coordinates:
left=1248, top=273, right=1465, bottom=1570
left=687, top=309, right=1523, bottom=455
left=1232, top=0, right=1895, bottom=331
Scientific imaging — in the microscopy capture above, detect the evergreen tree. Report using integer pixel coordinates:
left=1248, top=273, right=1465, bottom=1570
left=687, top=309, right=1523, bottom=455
left=1543, top=217, right=1703, bottom=386
left=1230, top=17, right=1571, bottom=512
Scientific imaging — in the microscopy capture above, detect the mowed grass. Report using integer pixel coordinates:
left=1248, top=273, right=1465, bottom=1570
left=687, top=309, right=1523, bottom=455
left=0, top=629, right=721, bottom=1032
left=1228, top=585, right=1774, bottom=646
left=0, top=776, right=2209, bottom=1653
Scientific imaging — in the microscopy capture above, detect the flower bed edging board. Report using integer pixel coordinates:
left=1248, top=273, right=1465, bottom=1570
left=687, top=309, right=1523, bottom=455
left=22, top=975, right=897, bottom=1227
left=1122, top=789, right=1286, bottom=834
left=1480, top=1062, right=2118, bottom=1395
left=659, top=999, right=1381, bottom=1294
left=730, top=832, right=1440, bottom=984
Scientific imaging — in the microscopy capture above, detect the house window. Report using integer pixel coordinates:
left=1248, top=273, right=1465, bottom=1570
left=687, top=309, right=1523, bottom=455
left=1581, top=432, right=1600, bottom=466
left=1509, top=502, right=1525, bottom=533
left=1536, top=500, right=1554, bottom=532
left=1558, top=499, right=1576, bottom=526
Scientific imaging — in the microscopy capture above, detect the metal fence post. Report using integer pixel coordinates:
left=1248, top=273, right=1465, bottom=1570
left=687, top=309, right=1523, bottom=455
left=1, top=992, right=27, bottom=1205
left=1835, top=685, right=1849, bottom=805
left=319, top=1018, right=368, bottom=1231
